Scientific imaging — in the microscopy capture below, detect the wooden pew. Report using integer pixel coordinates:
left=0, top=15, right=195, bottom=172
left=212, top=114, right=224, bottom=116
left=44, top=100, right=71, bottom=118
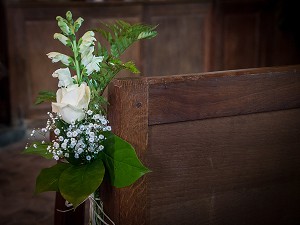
left=103, top=65, right=300, bottom=225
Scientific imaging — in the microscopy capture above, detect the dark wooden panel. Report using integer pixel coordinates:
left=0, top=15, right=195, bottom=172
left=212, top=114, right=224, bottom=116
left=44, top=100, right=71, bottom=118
left=147, top=108, right=300, bottom=225
left=148, top=65, right=300, bottom=125
left=212, top=0, right=300, bottom=71
left=25, top=20, right=63, bottom=118
left=212, top=1, right=263, bottom=71
left=144, top=3, right=212, bottom=76
left=223, top=13, right=260, bottom=70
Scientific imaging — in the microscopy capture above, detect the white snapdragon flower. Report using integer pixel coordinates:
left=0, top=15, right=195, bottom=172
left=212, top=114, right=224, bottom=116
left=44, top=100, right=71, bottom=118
left=52, top=68, right=73, bottom=87
left=54, top=33, right=70, bottom=46
left=81, top=46, right=94, bottom=67
left=79, top=31, right=96, bottom=55
left=47, top=52, right=71, bottom=66
left=56, top=16, right=71, bottom=35
left=85, top=56, right=103, bottom=75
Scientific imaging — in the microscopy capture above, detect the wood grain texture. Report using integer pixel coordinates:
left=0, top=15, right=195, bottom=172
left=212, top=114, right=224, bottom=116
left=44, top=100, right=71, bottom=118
left=223, top=12, right=260, bottom=70
left=212, top=0, right=300, bottom=71
left=106, top=78, right=149, bottom=225
left=105, top=65, right=300, bottom=224
left=147, top=65, right=300, bottom=125
left=143, top=2, right=212, bottom=76
left=147, top=108, right=300, bottom=225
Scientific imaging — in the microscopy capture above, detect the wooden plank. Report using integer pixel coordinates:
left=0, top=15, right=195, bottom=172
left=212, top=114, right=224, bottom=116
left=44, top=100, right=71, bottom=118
left=105, top=77, right=149, bottom=225
left=147, top=108, right=300, bottom=225
left=148, top=65, right=300, bottom=125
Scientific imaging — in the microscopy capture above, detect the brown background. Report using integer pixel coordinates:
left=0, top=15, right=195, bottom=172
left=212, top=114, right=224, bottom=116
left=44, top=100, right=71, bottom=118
left=1, top=0, right=300, bottom=127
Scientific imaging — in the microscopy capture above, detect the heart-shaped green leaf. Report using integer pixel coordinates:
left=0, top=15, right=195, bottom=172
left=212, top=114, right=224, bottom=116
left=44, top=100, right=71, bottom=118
left=102, top=133, right=150, bottom=188
left=23, top=142, right=53, bottom=159
left=59, top=159, right=105, bottom=208
left=36, top=163, right=71, bottom=193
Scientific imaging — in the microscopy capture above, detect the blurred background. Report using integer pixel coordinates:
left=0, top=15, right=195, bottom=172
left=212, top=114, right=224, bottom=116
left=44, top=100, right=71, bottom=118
left=1, top=0, right=300, bottom=224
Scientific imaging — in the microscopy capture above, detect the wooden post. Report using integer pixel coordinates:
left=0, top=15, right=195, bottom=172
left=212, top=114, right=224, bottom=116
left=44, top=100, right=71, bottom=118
left=103, top=78, right=149, bottom=225
left=54, top=192, right=85, bottom=225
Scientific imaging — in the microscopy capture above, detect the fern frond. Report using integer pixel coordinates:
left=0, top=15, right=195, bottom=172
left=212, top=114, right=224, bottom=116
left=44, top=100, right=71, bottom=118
left=91, top=20, right=157, bottom=94
left=35, top=91, right=56, bottom=105
left=95, top=20, right=157, bottom=58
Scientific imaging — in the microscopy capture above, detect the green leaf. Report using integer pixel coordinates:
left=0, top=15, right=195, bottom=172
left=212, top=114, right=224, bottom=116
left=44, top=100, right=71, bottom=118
left=23, top=142, right=53, bottom=159
left=97, top=41, right=108, bottom=60
left=137, top=29, right=158, bottom=40
left=59, top=159, right=105, bottom=208
left=35, top=91, right=56, bottom=105
left=123, top=61, right=140, bottom=74
left=95, top=20, right=157, bottom=58
left=36, top=163, right=71, bottom=193
left=102, top=133, right=150, bottom=188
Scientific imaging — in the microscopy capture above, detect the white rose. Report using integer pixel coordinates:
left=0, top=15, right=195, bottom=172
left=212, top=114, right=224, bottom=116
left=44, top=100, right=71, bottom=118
left=52, top=68, right=73, bottom=87
left=52, top=83, right=91, bottom=124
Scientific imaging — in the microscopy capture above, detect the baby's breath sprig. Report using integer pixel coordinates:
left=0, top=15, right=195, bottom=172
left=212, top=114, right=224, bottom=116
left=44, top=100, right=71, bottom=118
left=50, top=107, right=111, bottom=164
left=26, top=105, right=111, bottom=164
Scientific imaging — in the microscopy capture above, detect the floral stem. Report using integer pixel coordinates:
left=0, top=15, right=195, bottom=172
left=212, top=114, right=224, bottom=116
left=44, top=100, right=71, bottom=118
left=72, top=40, right=81, bottom=84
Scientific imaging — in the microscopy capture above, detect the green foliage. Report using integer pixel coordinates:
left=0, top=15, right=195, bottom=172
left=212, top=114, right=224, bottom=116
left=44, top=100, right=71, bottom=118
left=92, top=57, right=140, bottom=94
left=102, top=132, right=150, bottom=188
left=32, top=132, right=150, bottom=207
left=36, top=163, right=70, bottom=193
left=35, top=91, right=56, bottom=105
left=23, top=142, right=53, bottom=159
left=123, top=61, right=140, bottom=74
left=92, top=20, right=157, bottom=95
left=59, top=159, right=105, bottom=208
left=35, top=160, right=105, bottom=208
left=95, top=20, right=157, bottom=58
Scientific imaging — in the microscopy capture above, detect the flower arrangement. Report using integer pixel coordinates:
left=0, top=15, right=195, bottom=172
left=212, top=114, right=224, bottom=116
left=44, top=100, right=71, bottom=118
left=23, top=11, right=157, bottom=224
